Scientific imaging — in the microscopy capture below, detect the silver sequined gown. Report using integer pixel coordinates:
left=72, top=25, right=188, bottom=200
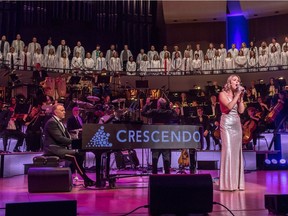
left=219, top=98, right=245, bottom=191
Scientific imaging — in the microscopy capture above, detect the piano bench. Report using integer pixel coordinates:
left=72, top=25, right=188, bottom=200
left=32, top=156, right=61, bottom=167
left=28, top=167, right=72, bottom=193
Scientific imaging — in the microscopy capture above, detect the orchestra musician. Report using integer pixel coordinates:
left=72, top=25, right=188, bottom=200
left=141, top=97, right=178, bottom=174
left=194, top=106, right=211, bottom=150
left=43, top=104, right=95, bottom=187
left=67, top=106, right=83, bottom=139
left=33, top=63, right=48, bottom=85
left=274, top=90, right=288, bottom=131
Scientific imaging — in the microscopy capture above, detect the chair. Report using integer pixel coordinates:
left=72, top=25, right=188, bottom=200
left=257, top=134, right=269, bottom=151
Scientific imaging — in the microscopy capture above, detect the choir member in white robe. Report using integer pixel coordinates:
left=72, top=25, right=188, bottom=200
left=43, top=38, right=55, bottom=57
left=120, top=44, right=133, bottom=71
left=57, top=52, right=70, bottom=73
left=258, top=41, right=269, bottom=58
left=194, top=44, right=204, bottom=61
left=183, top=44, right=193, bottom=60
left=19, top=46, right=32, bottom=70
left=212, top=50, right=222, bottom=74
left=92, top=44, right=101, bottom=63
left=268, top=38, right=281, bottom=56
left=126, top=56, right=137, bottom=75
left=280, top=45, right=288, bottom=69
left=0, top=35, right=10, bottom=61
left=202, top=55, right=212, bottom=75
left=147, top=45, right=159, bottom=62
left=73, top=41, right=85, bottom=60
left=71, top=52, right=83, bottom=72
left=182, top=52, right=192, bottom=75
left=105, top=44, right=116, bottom=64
left=160, top=52, right=171, bottom=75
left=281, top=36, right=288, bottom=52
left=171, top=52, right=182, bottom=75
left=95, top=52, right=107, bottom=71
left=139, top=55, right=150, bottom=75
left=44, top=48, right=57, bottom=71
left=258, top=50, right=269, bottom=72
left=269, top=45, right=280, bottom=71
left=248, top=50, right=258, bottom=72
left=32, top=48, right=44, bottom=67
left=249, top=41, right=258, bottom=58
left=228, top=44, right=238, bottom=59
left=56, top=40, right=71, bottom=59
left=224, top=52, right=235, bottom=73
left=206, top=43, right=216, bottom=60
left=83, top=52, right=95, bottom=73
left=235, top=50, right=247, bottom=73
left=6, top=47, right=18, bottom=70
left=192, top=54, right=202, bottom=74
left=11, top=34, right=25, bottom=56
left=149, top=54, right=161, bottom=74
left=159, top=45, right=170, bottom=60
left=109, top=52, right=122, bottom=73
left=172, top=45, right=182, bottom=60
left=28, top=37, right=41, bottom=57
left=136, top=49, right=146, bottom=69
left=218, top=43, right=227, bottom=68
left=240, top=42, right=249, bottom=59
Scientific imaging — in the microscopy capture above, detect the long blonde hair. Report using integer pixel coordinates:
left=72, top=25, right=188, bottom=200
left=223, top=75, right=241, bottom=92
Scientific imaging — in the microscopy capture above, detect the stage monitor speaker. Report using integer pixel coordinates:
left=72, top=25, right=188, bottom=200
left=6, top=200, right=77, bottom=216
left=149, top=174, right=213, bottom=215
left=265, top=194, right=288, bottom=214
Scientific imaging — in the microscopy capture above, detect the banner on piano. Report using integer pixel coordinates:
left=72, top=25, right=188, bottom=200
left=82, top=124, right=202, bottom=150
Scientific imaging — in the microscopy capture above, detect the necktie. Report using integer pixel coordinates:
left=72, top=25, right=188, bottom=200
left=76, top=116, right=82, bottom=128
left=24, top=53, right=27, bottom=70
left=185, top=59, right=187, bottom=71
left=11, top=54, right=14, bottom=69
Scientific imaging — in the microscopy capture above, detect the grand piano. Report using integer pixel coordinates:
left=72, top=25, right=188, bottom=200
left=80, top=123, right=202, bottom=188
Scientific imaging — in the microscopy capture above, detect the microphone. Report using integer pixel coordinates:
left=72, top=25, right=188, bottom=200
left=237, top=85, right=246, bottom=93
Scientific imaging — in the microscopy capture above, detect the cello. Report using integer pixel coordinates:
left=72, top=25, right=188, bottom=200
left=265, top=100, right=284, bottom=123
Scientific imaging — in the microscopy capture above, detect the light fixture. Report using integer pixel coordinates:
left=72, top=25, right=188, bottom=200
left=279, top=159, right=286, bottom=165
left=271, top=159, right=278, bottom=165
left=264, top=159, right=271, bottom=165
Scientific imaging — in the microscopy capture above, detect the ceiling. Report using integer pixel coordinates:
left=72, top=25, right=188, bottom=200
left=162, top=1, right=288, bottom=24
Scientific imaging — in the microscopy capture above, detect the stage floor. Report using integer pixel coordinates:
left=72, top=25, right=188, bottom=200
left=0, top=169, right=287, bottom=216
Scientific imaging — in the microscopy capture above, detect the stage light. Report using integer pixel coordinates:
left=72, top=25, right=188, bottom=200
left=271, top=159, right=278, bottom=165
left=264, top=159, right=271, bottom=165
left=279, top=159, right=287, bottom=165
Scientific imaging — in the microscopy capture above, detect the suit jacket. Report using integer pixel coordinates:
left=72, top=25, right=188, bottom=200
left=33, top=69, right=48, bottom=84
left=193, top=115, right=210, bottom=131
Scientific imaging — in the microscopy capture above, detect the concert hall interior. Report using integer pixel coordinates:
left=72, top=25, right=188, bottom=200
left=1, top=1, right=288, bottom=216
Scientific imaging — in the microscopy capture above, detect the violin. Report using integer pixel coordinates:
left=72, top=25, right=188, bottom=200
left=178, top=149, right=190, bottom=167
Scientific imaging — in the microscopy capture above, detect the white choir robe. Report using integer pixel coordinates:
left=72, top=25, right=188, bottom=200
left=248, top=57, right=258, bottom=72
left=282, top=43, right=288, bottom=52
left=224, top=57, right=235, bottom=73
left=56, top=45, right=71, bottom=58
left=258, top=47, right=269, bottom=56
left=136, top=53, right=145, bottom=66
left=58, top=57, right=70, bottom=73
left=191, top=59, right=202, bottom=74
left=241, top=48, right=249, bottom=59
left=171, top=51, right=182, bottom=60
left=159, top=51, right=171, bottom=60
left=194, top=50, right=204, bottom=61
left=249, top=47, right=258, bottom=59
left=181, top=58, right=192, bottom=74
left=269, top=52, right=280, bottom=71
left=160, top=58, right=171, bottom=75
left=202, top=60, right=212, bottom=75
left=147, top=50, right=159, bottom=62
left=71, top=56, right=83, bottom=70
left=73, top=46, right=85, bottom=59
left=19, top=51, right=32, bottom=70
left=235, top=56, right=247, bottom=73
left=12, top=40, right=25, bottom=54
left=126, top=61, right=137, bottom=75
left=171, top=58, right=182, bottom=75
left=206, top=48, right=216, bottom=60
left=84, top=58, right=95, bottom=73
left=95, top=57, right=107, bottom=71
left=28, top=42, right=41, bottom=56
left=139, top=60, right=150, bottom=75
left=212, top=56, right=222, bottom=74
left=105, top=49, right=115, bottom=64
left=6, top=52, right=19, bottom=69
left=0, top=41, right=10, bottom=60
left=184, top=49, right=193, bottom=59
left=218, top=48, right=227, bottom=66
left=109, top=57, right=122, bottom=72
left=120, top=49, right=133, bottom=66
left=43, top=45, right=55, bottom=56
left=281, top=51, right=288, bottom=69
left=92, top=50, right=101, bottom=63
left=268, top=43, right=281, bottom=55
left=228, top=48, right=239, bottom=59
left=0, top=53, right=2, bottom=60
left=45, top=54, right=57, bottom=71
left=149, top=60, right=161, bottom=73
left=258, top=54, right=269, bottom=71
left=33, top=53, right=44, bottom=66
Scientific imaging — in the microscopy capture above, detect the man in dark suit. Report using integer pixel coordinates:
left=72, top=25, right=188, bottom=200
left=66, top=106, right=83, bottom=139
left=32, top=63, right=48, bottom=85
left=194, top=106, right=211, bottom=150
left=141, top=97, right=178, bottom=174
left=43, top=104, right=95, bottom=187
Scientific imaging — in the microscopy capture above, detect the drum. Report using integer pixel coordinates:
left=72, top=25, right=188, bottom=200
left=56, top=76, right=67, bottom=98
left=126, top=89, right=138, bottom=100
left=148, top=89, right=161, bottom=100
left=43, top=77, right=55, bottom=98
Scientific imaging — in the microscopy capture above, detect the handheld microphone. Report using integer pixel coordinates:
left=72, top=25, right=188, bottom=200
left=237, top=85, right=246, bottom=93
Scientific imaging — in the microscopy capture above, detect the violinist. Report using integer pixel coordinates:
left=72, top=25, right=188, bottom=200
left=242, top=107, right=260, bottom=149
left=274, top=90, right=288, bottom=131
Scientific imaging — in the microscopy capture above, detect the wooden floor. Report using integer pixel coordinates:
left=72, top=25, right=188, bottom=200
left=0, top=169, right=287, bottom=216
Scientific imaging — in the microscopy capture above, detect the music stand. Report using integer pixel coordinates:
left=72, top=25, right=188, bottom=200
left=69, top=76, right=81, bottom=85
left=97, top=75, right=111, bottom=84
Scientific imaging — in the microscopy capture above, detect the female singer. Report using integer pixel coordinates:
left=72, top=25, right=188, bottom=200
left=219, top=75, right=245, bottom=191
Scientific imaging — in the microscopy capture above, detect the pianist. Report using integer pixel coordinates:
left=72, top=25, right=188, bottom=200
left=43, top=104, right=95, bottom=187
left=141, top=97, right=178, bottom=174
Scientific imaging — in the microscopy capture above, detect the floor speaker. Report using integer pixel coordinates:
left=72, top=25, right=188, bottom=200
left=5, top=200, right=77, bottom=216
left=149, top=174, right=213, bottom=215
left=265, top=194, right=288, bottom=214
